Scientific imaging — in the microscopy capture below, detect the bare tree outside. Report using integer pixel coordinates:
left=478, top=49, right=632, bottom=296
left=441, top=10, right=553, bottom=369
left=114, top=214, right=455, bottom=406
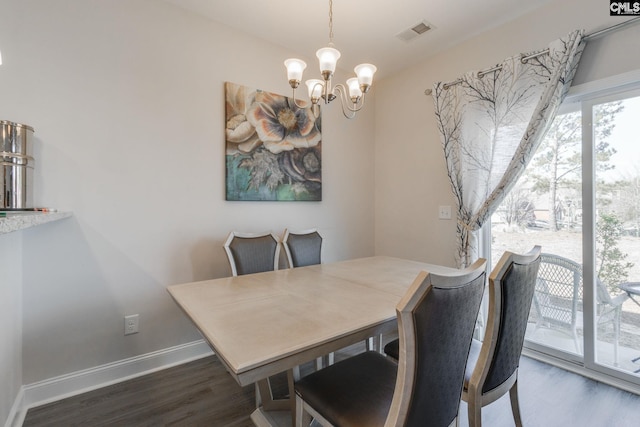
left=498, top=189, right=535, bottom=229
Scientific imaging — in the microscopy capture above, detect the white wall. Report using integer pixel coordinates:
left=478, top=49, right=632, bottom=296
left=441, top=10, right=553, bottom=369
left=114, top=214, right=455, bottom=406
left=374, top=0, right=640, bottom=267
left=1, top=0, right=638, bottom=422
left=0, top=0, right=375, bottom=394
left=0, top=232, right=22, bottom=424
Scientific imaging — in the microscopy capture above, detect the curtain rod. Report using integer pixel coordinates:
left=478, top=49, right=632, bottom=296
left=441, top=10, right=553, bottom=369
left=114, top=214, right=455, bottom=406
left=424, top=16, right=640, bottom=95
left=584, top=16, right=640, bottom=40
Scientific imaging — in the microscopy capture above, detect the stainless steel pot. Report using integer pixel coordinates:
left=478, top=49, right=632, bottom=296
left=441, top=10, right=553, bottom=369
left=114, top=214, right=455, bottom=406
left=1, top=120, right=35, bottom=209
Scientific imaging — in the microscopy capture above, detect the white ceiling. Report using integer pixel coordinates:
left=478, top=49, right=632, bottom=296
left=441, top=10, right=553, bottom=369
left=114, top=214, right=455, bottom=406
left=164, top=0, right=554, bottom=79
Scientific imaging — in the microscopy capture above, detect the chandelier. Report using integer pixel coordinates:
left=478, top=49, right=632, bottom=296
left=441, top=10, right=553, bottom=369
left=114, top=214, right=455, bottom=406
left=284, top=0, right=376, bottom=119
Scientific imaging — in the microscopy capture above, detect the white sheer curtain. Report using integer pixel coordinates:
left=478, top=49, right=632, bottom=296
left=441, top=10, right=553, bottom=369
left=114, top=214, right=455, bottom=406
left=433, top=30, right=584, bottom=268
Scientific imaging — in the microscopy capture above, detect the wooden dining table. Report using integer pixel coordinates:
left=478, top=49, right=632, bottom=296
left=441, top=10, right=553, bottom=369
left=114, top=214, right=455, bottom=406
left=167, top=255, right=459, bottom=426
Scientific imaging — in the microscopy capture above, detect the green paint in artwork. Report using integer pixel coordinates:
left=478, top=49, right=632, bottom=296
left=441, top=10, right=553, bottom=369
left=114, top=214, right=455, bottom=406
left=226, top=155, right=321, bottom=201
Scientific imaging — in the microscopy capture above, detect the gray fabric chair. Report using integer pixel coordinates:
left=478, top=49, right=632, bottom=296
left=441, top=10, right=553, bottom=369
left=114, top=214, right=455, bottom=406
left=223, top=231, right=288, bottom=408
left=223, top=231, right=280, bottom=276
left=283, top=228, right=334, bottom=369
left=283, top=228, right=323, bottom=268
left=294, top=259, right=487, bottom=427
left=462, top=246, right=541, bottom=427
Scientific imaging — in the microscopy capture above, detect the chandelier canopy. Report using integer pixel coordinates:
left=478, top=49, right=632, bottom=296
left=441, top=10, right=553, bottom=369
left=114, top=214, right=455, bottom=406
left=284, top=0, right=376, bottom=119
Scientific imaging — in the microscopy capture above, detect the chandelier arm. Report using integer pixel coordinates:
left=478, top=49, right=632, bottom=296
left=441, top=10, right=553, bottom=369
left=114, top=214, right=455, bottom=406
left=331, top=85, right=356, bottom=119
left=308, top=81, right=325, bottom=105
left=323, top=80, right=330, bottom=104
left=290, top=87, right=309, bottom=109
left=333, top=84, right=366, bottom=118
left=352, top=92, right=366, bottom=111
left=322, top=79, right=333, bottom=104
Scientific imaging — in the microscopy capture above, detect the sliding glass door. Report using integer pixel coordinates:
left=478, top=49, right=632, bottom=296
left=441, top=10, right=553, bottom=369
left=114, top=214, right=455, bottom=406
left=490, top=101, right=585, bottom=364
left=490, top=81, right=640, bottom=386
left=589, top=90, right=640, bottom=379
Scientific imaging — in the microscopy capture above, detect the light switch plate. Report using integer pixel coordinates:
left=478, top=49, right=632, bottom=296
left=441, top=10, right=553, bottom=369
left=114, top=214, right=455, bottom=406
left=438, top=205, right=452, bottom=220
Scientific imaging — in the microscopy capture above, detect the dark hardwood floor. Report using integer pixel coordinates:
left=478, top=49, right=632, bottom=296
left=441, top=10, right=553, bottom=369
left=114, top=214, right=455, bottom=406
left=23, top=356, right=257, bottom=427
left=459, top=356, right=640, bottom=427
left=23, top=344, right=640, bottom=427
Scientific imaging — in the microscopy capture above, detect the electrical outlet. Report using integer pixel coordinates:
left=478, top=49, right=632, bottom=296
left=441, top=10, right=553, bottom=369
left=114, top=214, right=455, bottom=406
left=124, top=314, right=139, bottom=335
left=438, top=205, right=452, bottom=220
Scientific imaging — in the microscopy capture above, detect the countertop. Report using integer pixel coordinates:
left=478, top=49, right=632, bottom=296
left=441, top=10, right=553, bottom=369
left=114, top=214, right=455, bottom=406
left=0, top=211, right=72, bottom=234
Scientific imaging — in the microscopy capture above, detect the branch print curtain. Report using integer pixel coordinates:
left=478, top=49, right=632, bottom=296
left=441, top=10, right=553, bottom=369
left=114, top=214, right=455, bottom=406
left=433, top=30, right=584, bottom=268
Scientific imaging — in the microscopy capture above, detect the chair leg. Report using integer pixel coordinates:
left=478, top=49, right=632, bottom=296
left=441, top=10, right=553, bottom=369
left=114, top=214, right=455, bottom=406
left=327, top=351, right=335, bottom=366
left=288, top=369, right=297, bottom=427
left=365, top=334, right=383, bottom=352
left=366, top=337, right=375, bottom=351
left=295, top=395, right=313, bottom=427
left=467, top=397, right=482, bottom=427
left=572, top=327, right=581, bottom=354
left=614, top=308, right=621, bottom=366
left=315, top=353, right=335, bottom=370
left=293, top=365, right=301, bottom=381
left=509, top=380, right=523, bottom=427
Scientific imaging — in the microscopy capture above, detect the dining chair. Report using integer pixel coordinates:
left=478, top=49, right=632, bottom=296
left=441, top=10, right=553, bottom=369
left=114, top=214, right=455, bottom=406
left=223, top=231, right=280, bottom=276
left=282, top=228, right=335, bottom=369
left=462, top=245, right=541, bottom=427
left=294, top=259, right=487, bottom=427
left=282, top=228, right=383, bottom=363
left=223, top=230, right=291, bottom=414
left=282, top=228, right=323, bottom=268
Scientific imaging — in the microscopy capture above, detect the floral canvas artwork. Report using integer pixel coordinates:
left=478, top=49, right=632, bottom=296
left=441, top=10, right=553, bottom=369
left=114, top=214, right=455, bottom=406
left=225, top=82, right=322, bottom=201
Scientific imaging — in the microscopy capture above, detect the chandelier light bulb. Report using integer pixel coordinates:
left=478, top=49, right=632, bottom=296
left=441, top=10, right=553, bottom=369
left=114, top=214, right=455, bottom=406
left=316, top=47, right=341, bottom=78
left=354, top=64, right=377, bottom=92
left=306, top=79, right=324, bottom=103
left=285, top=58, right=307, bottom=88
left=346, top=78, right=362, bottom=101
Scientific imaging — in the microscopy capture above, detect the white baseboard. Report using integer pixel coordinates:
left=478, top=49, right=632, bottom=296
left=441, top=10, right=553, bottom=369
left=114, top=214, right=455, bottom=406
left=6, top=340, right=213, bottom=427
left=5, top=388, right=25, bottom=427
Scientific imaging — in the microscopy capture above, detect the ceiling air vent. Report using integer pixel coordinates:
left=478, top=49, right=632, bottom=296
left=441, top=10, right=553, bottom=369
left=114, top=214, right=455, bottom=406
left=395, top=20, right=433, bottom=42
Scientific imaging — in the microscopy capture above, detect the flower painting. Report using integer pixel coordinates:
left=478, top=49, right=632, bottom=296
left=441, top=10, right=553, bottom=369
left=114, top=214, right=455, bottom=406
left=225, top=82, right=322, bottom=201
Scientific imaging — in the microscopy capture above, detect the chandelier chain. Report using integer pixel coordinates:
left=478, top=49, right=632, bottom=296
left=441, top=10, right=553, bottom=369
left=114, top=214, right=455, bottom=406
left=328, top=0, right=334, bottom=44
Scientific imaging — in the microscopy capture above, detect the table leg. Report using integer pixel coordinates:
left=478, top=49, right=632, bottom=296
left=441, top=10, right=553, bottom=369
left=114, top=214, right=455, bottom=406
left=256, top=378, right=290, bottom=412
left=253, top=370, right=298, bottom=427
left=287, top=369, right=296, bottom=427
